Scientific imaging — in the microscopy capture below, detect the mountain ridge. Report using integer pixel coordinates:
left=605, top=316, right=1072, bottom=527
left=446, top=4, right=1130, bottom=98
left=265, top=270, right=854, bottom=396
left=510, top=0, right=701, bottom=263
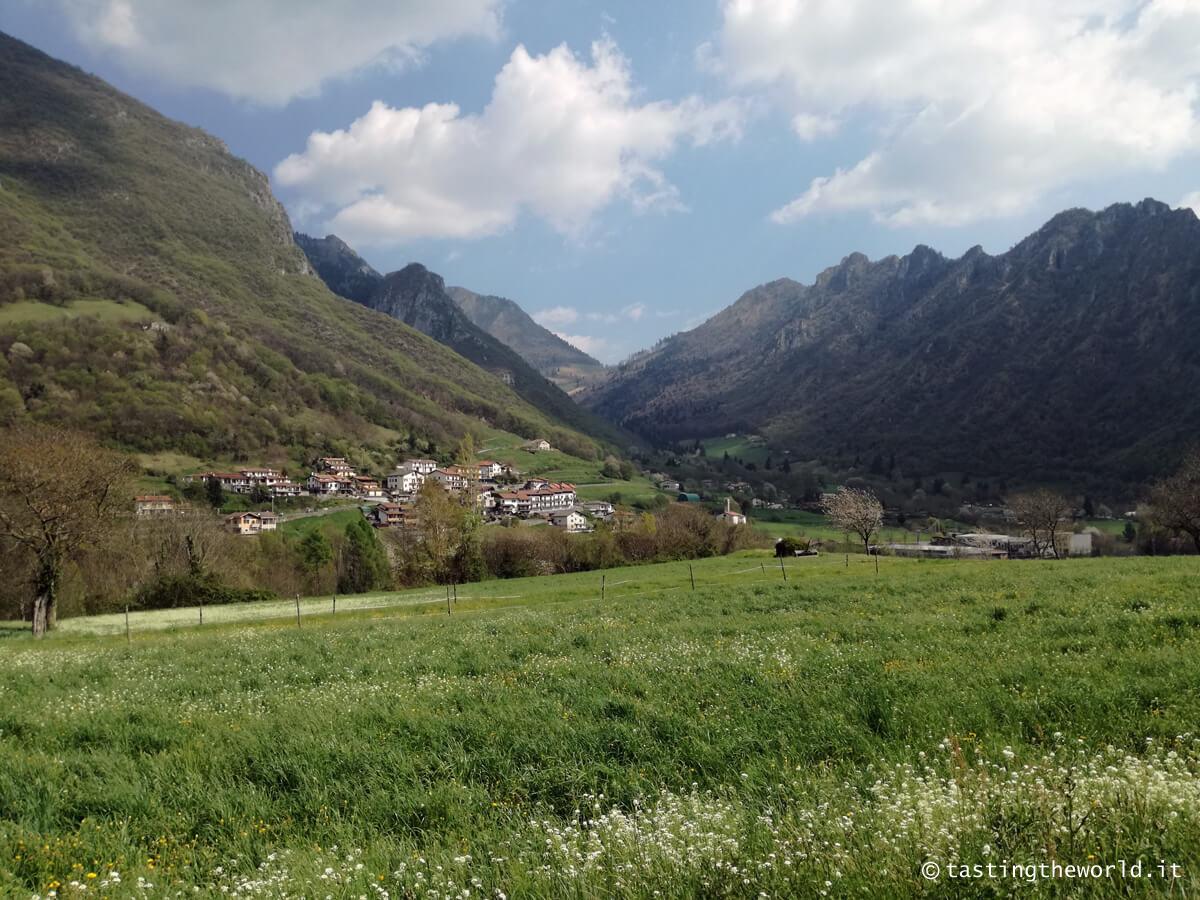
left=584, top=198, right=1200, bottom=486
left=290, top=232, right=606, bottom=391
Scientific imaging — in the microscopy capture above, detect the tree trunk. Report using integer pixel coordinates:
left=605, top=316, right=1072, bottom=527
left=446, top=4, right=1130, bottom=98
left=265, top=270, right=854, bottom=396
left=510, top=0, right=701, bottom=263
left=31, top=553, right=59, bottom=638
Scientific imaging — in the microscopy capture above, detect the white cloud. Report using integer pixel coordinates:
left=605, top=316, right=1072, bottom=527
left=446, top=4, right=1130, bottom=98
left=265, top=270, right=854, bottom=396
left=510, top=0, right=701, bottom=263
left=533, top=306, right=579, bottom=327
left=715, top=0, right=1200, bottom=227
left=53, top=0, right=502, bottom=104
left=1182, top=192, right=1200, bottom=216
left=554, top=333, right=609, bottom=358
left=275, top=39, right=743, bottom=242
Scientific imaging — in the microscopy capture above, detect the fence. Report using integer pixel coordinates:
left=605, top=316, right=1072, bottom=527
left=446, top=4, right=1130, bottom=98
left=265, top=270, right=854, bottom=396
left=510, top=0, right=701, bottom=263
left=84, top=551, right=906, bottom=642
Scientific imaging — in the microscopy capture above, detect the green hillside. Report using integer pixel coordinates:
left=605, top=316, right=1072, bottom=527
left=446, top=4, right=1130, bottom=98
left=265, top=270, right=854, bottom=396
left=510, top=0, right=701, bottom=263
left=2, top=554, right=1199, bottom=896
left=0, top=32, right=609, bottom=465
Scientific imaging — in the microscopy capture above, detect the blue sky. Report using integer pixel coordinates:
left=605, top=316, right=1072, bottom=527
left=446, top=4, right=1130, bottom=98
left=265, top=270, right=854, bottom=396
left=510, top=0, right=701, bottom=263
left=4, top=1, right=1199, bottom=362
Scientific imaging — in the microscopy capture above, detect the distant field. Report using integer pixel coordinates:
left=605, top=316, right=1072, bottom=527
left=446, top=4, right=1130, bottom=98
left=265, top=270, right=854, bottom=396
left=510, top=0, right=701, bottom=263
left=276, top=506, right=362, bottom=539
left=700, top=433, right=772, bottom=466
left=0, top=297, right=154, bottom=325
left=2, top=555, right=1199, bottom=896
left=480, top=428, right=660, bottom=502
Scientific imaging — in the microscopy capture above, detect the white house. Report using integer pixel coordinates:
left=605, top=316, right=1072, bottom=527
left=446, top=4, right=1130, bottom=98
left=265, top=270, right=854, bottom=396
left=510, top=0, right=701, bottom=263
left=525, top=481, right=576, bottom=513
left=271, top=480, right=302, bottom=497
left=402, top=458, right=439, bottom=476
left=431, top=467, right=470, bottom=492
left=477, top=460, right=504, bottom=480
left=522, top=439, right=552, bottom=452
left=384, top=465, right=425, bottom=494
left=494, top=491, right=532, bottom=516
left=308, top=473, right=351, bottom=495
left=550, top=510, right=589, bottom=533
left=718, top=497, right=747, bottom=526
left=580, top=500, right=614, bottom=520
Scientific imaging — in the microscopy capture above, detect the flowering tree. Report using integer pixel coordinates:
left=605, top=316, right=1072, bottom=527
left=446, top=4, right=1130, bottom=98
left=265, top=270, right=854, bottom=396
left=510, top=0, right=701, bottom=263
left=821, top=487, right=883, bottom=553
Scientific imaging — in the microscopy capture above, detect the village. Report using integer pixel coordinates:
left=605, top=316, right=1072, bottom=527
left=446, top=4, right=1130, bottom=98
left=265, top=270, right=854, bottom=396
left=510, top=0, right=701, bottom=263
left=132, top=438, right=628, bottom=536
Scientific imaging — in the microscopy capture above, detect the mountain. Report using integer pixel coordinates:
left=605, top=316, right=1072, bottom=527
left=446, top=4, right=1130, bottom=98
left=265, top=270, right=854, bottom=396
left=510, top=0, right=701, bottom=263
left=0, top=31, right=610, bottom=469
left=290, top=232, right=605, bottom=393
left=349, top=263, right=625, bottom=448
left=446, top=286, right=605, bottom=393
left=584, top=199, right=1200, bottom=486
left=292, top=233, right=381, bottom=304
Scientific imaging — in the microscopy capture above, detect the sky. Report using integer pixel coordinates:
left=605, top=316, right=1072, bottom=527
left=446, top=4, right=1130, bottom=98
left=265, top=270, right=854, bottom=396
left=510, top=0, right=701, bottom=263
left=3, top=0, right=1200, bottom=363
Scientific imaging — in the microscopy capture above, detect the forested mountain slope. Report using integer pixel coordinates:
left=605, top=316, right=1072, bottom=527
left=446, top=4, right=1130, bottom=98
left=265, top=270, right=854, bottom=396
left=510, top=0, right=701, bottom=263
left=0, top=32, right=609, bottom=467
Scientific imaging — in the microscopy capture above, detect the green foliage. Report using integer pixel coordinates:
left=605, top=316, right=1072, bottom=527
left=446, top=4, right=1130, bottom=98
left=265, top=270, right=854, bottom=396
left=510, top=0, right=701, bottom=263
left=134, top=571, right=275, bottom=609
left=337, top=518, right=390, bottom=594
left=298, top=529, right=332, bottom=575
left=204, top=478, right=225, bottom=509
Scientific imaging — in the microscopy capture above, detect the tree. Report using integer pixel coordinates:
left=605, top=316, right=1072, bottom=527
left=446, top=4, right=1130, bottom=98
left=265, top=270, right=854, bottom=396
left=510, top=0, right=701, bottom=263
left=821, top=487, right=884, bottom=553
left=298, top=530, right=333, bottom=585
left=1149, top=448, right=1200, bottom=553
left=601, top=455, right=622, bottom=479
left=338, top=518, right=391, bottom=593
left=205, top=476, right=225, bottom=509
left=0, top=425, right=136, bottom=636
left=1009, top=489, right=1072, bottom=558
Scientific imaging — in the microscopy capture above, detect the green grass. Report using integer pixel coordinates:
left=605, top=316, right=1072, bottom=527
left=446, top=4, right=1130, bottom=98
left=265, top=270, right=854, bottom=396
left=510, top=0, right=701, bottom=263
left=0, top=297, right=154, bottom=325
left=2, top=555, right=1200, bottom=896
left=700, top=433, right=771, bottom=466
left=480, top=427, right=660, bottom=502
left=277, top=506, right=363, bottom=539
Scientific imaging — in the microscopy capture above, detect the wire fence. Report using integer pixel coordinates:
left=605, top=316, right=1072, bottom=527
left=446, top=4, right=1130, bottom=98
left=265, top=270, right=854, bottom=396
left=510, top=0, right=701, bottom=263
left=79, top=551, right=888, bottom=642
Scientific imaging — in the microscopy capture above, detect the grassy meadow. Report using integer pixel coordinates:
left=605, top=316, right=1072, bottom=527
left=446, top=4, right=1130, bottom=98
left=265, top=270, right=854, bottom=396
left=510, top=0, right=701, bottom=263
left=2, top=554, right=1200, bottom=897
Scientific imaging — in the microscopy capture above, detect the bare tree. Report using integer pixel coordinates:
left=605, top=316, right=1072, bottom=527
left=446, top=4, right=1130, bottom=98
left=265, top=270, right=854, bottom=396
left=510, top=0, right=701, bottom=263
left=1149, top=447, right=1200, bottom=553
left=0, top=425, right=136, bottom=636
left=1009, top=489, right=1072, bottom=559
left=821, top=487, right=883, bottom=553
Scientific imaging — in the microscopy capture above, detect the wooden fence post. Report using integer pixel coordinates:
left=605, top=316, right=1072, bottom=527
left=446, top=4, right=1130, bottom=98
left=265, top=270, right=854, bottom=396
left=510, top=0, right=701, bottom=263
left=125, top=605, right=131, bottom=644
left=689, top=564, right=695, bottom=591
left=779, top=555, right=787, bottom=582
left=601, top=574, right=606, bottom=601
left=332, top=594, right=337, bottom=615
left=295, top=593, right=301, bottom=628
left=198, top=595, right=203, bottom=626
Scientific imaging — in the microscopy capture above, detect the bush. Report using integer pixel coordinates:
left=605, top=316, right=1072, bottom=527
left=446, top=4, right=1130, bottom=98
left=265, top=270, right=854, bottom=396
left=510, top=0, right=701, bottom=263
left=135, top=572, right=276, bottom=609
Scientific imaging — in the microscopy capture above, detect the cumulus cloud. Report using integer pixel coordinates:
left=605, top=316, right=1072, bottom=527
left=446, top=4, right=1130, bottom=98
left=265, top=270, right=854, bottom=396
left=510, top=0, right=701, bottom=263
left=274, top=39, right=743, bottom=243
left=52, top=0, right=502, bottom=104
left=714, top=0, right=1200, bottom=227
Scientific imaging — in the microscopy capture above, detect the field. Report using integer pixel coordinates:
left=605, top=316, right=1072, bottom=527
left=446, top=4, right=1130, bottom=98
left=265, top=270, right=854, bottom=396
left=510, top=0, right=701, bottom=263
left=700, top=433, right=771, bottom=466
left=479, top=428, right=662, bottom=504
left=2, top=554, right=1200, bottom=897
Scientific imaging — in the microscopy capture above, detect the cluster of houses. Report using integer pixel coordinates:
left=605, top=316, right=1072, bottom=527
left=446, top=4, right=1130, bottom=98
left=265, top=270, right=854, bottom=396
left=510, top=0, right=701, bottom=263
left=368, top=455, right=601, bottom=533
